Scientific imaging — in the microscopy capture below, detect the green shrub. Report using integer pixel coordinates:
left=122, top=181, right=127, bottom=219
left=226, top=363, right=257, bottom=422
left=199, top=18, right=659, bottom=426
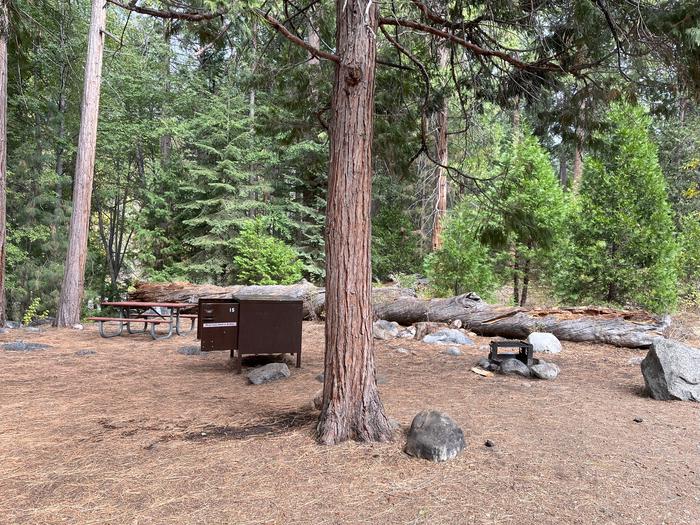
left=678, top=211, right=700, bottom=301
left=555, top=103, right=678, bottom=313
left=372, top=206, right=422, bottom=281
left=232, top=218, right=304, bottom=285
left=424, top=200, right=497, bottom=297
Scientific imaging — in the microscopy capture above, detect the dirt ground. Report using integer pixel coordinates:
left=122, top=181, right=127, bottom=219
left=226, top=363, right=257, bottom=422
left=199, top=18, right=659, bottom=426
left=1, top=322, right=698, bottom=525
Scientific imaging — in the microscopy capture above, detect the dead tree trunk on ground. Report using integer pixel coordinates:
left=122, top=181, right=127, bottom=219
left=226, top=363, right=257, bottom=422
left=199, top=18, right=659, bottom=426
left=55, top=0, right=107, bottom=326
left=130, top=282, right=669, bottom=349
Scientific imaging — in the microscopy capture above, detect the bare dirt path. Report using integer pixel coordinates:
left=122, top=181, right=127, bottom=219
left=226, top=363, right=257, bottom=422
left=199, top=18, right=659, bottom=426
left=1, top=323, right=698, bottom=524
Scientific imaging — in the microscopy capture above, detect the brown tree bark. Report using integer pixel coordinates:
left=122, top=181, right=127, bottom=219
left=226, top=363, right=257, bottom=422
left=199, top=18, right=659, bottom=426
left=317, top=0, right=393, bottom=444
left=0, top=1, right=8, bottom=325
left=55, top=0, right=107, bottom=326
left=431, top=42, right=449, bottom=251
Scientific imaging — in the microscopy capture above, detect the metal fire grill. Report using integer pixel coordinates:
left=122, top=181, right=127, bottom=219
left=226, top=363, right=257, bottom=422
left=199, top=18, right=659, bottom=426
left=197, top=295, right=303, bottom=374
left=488, top=340, right=534, bottom=367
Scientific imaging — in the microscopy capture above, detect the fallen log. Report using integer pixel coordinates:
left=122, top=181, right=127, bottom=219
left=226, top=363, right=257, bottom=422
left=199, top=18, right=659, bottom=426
left=129, top=282, right=669, bottom=348
left=128, top=281, right=416, bottom=319
left=374, top=292, right=670, bottom=348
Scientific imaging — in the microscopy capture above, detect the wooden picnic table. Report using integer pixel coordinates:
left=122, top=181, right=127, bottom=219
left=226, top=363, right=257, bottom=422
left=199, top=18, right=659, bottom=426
left=88, top=301, right=197, bottom=340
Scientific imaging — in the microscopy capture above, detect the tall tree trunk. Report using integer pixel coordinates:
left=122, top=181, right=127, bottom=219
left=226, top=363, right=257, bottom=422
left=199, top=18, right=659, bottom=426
left=431, top=42, right=449, bottom=251
left=54, top=4, right=68, bottom=239
left=317, top=0, right=393, bottom=445
left=519, top=257, right=530, bottom=306
left=559, top=151, right=568, bottom=188
left=55, top=0, right=107, bottom=326
left=0, top=3, right=8, bottom=326
left=159, top=21, right=172, bottom=164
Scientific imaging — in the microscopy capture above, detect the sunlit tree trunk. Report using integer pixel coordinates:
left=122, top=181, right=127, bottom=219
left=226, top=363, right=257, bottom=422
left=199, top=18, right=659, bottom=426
left=317, top=0, right=393, bottom=445
left=431, top=42, right=449, bottom=251
left=55, top=0, right=107, bottom=326
left=0, top=0, right=8, bottom=325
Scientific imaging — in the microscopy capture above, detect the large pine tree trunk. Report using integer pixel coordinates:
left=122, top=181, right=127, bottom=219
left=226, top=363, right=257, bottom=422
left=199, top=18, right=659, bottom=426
left=55, top=0, right=107, bottom=326
left=317, top=0, right=393, bottom=444
left=0, top=4, right=8, bottom=326
left=431, top=43, right=449, bottom=251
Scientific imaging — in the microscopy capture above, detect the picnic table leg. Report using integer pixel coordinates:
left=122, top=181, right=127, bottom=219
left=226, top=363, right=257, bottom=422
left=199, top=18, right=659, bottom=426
left=98, top=320, right=124, bottom=338
left=149, top=320, right=173, bottom=340
left=125, top=307, right=147, bottom=334
left=296, top=351, right=301, bottom=369
left=175, top=314, right=196, bottom=336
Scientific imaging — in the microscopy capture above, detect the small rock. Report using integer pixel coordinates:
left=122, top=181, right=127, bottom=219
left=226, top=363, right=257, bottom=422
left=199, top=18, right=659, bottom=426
left=0, top=328, right=7, bottom=334
left=396, top=348, right=410, bottom=355
left=404, top=410, right=465, bottom=462
left=423, top=328, right=474, bottom=346
left=3, top=341, right=51, bottom=352
left=72, top=324, right=84, bottom=331
left=398, top=326, right=416, bottom=339
left=388, top=418, right=401, bottom=431
left=445, top=347, right=462, bottom=356
left=477, top=357, right=499, bottom=372
left=5, top=321, right=20, bottom=329
left=413, top=322, right=449, bottom=340
left=177, top=345, right=202, bottom=355
left=373, top=320, right=401, bottom=340
left=75, top=349, right=96, bottom=356
left=466, top=331, right=478, bottom=339
left=450, top=319, right=463, bottom=329
left=247, top=363, right=291, bottom=385
left=641, top=339, right=700, bottom=402
left=530, top=362, right=560, bottom=380
left=25, top=327, right=42, bottom=333
left=377, top=374, right=387, bottom=385
left=315, top=372, right=324, bottom=382
left=633, top=417, right=643, bottom=423
left=484, top=439, right=494, bottom=448
left=527, top=332, right=562, bottom=354
left=499, top=358, right=531, bottom=377
left=312, top=389, right=323, bottom=410
left=627, top=356, right=644, bottom=365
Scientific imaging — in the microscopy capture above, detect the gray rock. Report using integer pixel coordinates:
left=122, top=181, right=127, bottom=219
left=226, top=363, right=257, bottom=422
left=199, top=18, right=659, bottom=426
left=527, top=332, right=562, bottom=354
left=75, top=349, right=97, bottom=356
left=627, top=356, right=644, bottom=366
left=377, top=374, right=388, bottom=385
left=247, top=363, right=291, bottom=385
left=177, top=345, right=202, bottom=355
left=5, top=321, right=20, bottom=329
left=641, top=339, right=700, bottom=402
left=530, top=362, right=560, bottom=380
left=373, top=320, right=401, bottom=340
left=312, top=389, right=323, bottom=410
left=445, top=347, right=462, bottom=356
left=477, top=357, right=499, bottom=372
left=29, top=318, right=53, bottom=327
left=404, top=410, right=465, bottom=462
left=25, top=327, right=42, bottom=333
left=499, top=358, right=531, bottom=377
left=398, top=326, right=416, bottom=339
left=396, top=347, right=410, bottom=355
left=450, top=319, right=463, bottom=329
left=3, top=341, right=51, bottom=352
left=423, top=328, right=474, bottom=346
left=0, top=328, right=7, bottom=335
left=315, top=372, right=325, bottom=382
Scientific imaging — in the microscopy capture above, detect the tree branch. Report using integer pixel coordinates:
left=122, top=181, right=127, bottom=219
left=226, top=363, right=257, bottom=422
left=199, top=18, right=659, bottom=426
left=106, top=0, right=226, bottom=21
left=254, top=8, right=340, bottom=63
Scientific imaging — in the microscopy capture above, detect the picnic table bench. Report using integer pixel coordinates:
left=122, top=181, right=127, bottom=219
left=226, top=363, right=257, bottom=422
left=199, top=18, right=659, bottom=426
left=88, top=301, right=196, bottom=340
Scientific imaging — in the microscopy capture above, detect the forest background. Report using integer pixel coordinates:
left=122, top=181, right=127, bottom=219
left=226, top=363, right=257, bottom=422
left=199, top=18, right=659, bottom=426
left=3, top=0, right=700, bottom=324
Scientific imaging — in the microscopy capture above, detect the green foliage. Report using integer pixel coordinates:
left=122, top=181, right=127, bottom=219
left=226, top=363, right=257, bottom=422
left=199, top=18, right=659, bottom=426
left=424, top=200, right=497, bottom=297
left=481, top=126, right=570, bottom=297
left=22, top=297, right=45, bottom=326
left=232, top=218, right=304, bottom=285
left=372, top=206, right=422, bottom=281
left=677, top=212, right=700, bottom=300
left=556, top=104, right=678, bottom=313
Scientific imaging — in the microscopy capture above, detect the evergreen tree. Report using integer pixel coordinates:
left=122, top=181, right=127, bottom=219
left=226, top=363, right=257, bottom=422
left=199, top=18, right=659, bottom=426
left=556, top=103, right=678, bottom=312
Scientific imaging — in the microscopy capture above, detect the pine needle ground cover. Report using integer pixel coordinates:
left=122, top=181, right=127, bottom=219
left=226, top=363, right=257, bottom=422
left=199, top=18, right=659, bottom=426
left=0, top=323, right=698, bottom=524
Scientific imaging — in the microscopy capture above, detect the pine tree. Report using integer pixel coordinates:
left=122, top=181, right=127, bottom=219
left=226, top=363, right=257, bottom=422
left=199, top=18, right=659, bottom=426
left=557, top=103, right=678, bottom=313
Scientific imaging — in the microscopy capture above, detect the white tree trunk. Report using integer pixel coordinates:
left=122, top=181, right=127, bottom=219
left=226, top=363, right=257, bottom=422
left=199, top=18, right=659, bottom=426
left=431, top=42, right=449, bottom=251
left=0, top=2, right=8, bottom=325
left=55, top=0, right=107, bottom=326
